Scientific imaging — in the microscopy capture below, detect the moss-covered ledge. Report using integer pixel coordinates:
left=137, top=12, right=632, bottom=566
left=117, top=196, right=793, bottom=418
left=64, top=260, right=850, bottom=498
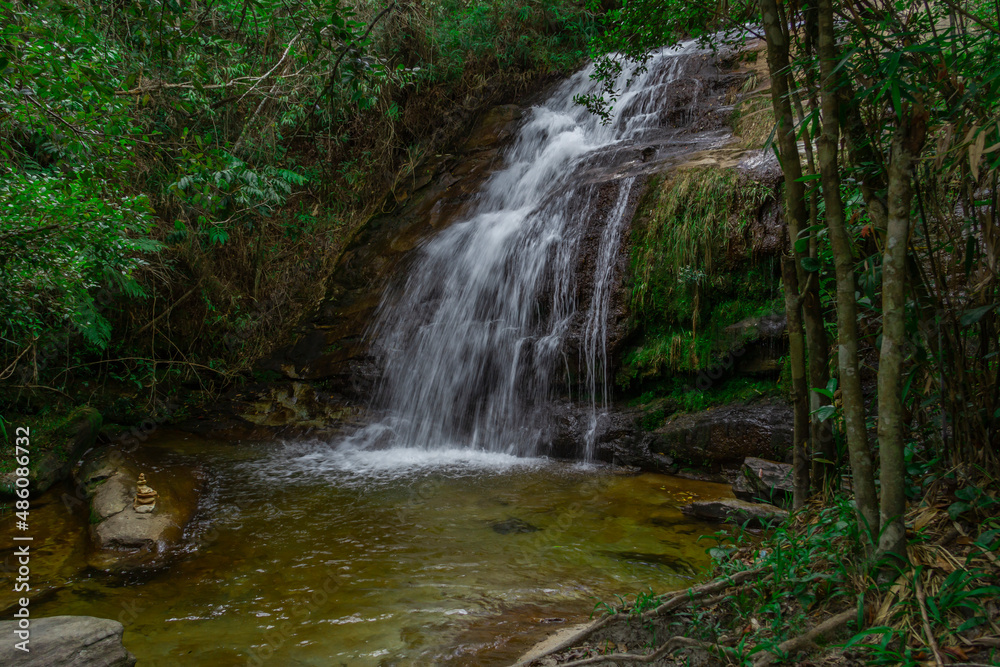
left=0, top=406, right=102, bottom=498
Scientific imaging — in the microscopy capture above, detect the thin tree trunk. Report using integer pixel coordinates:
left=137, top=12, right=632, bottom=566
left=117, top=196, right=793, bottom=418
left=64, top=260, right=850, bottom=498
left=784, top=257, right=811, bottom=508
left=805, top=274, right=833, bottom=485
left=877, top=110, right=926, bottom=562
left=817, top=0, right=879, bottom=540
left=788, top=62, right=835, bottom=489
left=760, top=0, right=811, bottom=503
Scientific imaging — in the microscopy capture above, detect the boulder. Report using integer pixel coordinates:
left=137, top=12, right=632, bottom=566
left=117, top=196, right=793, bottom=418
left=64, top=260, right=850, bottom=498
left=681, top=498, right=788, bottom=527
left=734, top=456, right=793, bottom=508
left=648, top=401, right=793, bottom=465
left=74, top=448, right=200, bottom=570
left=0, top=407, right=102, bottom=498
left=0, top=616, right=135, bottom=666
left=732, top=473, right=755, bottom=502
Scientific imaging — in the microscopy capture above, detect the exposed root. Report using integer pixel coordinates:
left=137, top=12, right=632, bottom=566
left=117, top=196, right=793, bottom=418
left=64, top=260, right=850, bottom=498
left=915, top=575, right=944, bottom=667
left=641, top=567, right=767, bottom=620
left=514, top=569, right=765, bottom=666
left=511, top=616, right=615, bottom=667
left=752, top=608, right=856, bottom=667
left=557, top=636, right=736, bottom=666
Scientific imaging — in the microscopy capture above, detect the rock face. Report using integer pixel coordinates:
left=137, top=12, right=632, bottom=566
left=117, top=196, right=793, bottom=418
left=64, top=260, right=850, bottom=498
left=0, top=407, right=101, bottom=498
left=734, top=456, right=794, bottom=508
left=724, top=313, right=787, bottom=375
left=75, top=448, right=200, bottom=570
left=0, top=616, right=136, bottom=667
left=263, top=104, right=526, bottom=399
left=648, top=401, right=793, bottom=465
left=681, top=498, right=788, bottom=527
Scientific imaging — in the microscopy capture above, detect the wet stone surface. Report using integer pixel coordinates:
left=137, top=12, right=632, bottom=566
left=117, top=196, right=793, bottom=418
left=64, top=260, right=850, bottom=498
left=492, top=518, right=541, bottom=535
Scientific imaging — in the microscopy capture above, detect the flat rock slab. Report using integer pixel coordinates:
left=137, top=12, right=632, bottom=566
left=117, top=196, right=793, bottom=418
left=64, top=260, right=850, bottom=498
left=0, top=616, right=135, bottom=666
left=94, top=510, right=184, bottom=550
left=90, top=474, right=132, bottom=520
left=681, top=498, right=788, bottom=527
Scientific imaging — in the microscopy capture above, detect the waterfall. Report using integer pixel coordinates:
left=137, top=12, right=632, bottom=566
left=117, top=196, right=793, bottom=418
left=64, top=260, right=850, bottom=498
left=348, top=42, right=701, bottom=458
left=580, top=176, right=638, bottom=459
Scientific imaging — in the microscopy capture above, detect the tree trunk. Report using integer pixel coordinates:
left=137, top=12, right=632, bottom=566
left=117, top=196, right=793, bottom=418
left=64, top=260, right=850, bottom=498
left=805, top=278, right=833, bottom=486
left=788, top=58, right=835, bottom=490
left=877, top=110, right=926, bottom=562
left=760, top=0, right=811, bottom=503
left=817, top=0, right=879, bottom=540
left=784, top=257, right=811, bottom=509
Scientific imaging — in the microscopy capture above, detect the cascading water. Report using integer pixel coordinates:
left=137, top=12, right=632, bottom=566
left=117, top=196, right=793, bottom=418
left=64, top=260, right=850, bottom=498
left=348, top=42, right=702, bottom=459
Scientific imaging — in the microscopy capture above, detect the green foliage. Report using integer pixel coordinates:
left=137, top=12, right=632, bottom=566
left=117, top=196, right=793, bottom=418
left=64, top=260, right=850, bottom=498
left=700, top=498, right=867, bottom=663
left=576, top=0, right=753, bottom=120
left=632, top=168, right=771, bottom=310
left=0, top=173, right=160, bottom=352
left=423, top=0, right=595, bottom=81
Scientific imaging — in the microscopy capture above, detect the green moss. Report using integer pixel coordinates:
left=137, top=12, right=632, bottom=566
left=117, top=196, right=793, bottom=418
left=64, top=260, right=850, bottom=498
left=630, top=168, right=771, bottom=312
left=668, top=376, right=781, bottom=413
left=251, top=369, right=283, bottom=383
left=0, top=405, right=97, bottom=476
left=618, top=167, right=780, bottom=389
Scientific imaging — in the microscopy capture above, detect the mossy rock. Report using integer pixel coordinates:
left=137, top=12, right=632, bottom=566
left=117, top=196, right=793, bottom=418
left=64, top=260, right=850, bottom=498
left=0, top=406, right=102, bottom=498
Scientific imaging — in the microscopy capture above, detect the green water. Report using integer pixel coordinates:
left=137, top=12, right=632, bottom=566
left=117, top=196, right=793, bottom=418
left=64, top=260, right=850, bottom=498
left=6, top=432, right=733, bottom=666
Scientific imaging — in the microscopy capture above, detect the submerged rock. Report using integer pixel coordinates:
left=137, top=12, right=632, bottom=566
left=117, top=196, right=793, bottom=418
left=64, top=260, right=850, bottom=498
left=0, top=616, right=135, bottom=666
left=601, top=550, right=696, bottom=573
left=491, top=518, right=540, bottom=535
left=681, top=498, right=788, bottom=527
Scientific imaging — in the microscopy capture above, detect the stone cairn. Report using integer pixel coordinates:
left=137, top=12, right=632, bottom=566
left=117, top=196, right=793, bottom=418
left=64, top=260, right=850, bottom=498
left=133, top=473, right=158, bottom=513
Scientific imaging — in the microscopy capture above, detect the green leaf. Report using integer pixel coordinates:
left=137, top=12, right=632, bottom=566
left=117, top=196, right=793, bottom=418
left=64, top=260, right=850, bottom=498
left=957, top=617, right=987, bottom=633
left=207, top=226, right=229, bottom=246
left=813, top=405, right=837, bottom=422
left=843, top=626, right=895, bottom=649
left=975, top=528, right=1000, bottom=547
left=960, top=303, right=998, bottom=327
left=801, top=257, right=821, bottom=272
left=948, top=501, right=972, bottom=520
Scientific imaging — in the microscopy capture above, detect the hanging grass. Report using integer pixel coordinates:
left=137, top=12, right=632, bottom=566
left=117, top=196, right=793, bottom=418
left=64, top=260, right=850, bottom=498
left=620, top=166, right=779, bottom=386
